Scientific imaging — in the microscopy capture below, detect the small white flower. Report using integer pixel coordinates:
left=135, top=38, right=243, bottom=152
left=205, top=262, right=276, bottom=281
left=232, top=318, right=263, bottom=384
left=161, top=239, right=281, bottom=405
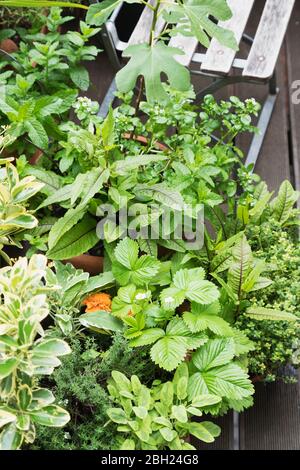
left=135, top=292, right=148, bottom=301
left=164, top=296, right=174, bottom=304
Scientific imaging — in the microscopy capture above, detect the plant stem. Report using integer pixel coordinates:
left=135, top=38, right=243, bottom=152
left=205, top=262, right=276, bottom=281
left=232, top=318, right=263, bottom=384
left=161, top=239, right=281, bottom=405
left=131, top=1, right=161, bottom=134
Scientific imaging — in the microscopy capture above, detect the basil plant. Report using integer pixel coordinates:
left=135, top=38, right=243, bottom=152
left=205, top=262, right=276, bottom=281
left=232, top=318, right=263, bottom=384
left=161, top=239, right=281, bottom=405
left=0, top=255, right=71, bottom=450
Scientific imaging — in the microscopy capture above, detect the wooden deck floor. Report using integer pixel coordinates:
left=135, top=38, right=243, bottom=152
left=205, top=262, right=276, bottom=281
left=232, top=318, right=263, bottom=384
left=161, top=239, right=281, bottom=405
left=86, top=0, right=300, bottom=450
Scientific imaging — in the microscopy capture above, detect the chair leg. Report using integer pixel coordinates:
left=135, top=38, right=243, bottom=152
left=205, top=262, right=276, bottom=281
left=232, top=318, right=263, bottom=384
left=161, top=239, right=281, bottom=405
left=98, top=78, right=118, bottom=118
left=101, top=23, right=122, bottom=71
left=245, top=73, right=279, bottom=169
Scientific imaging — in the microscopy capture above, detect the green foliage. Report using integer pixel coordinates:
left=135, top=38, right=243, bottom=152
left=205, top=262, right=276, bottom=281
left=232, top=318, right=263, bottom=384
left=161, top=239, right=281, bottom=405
left=0, top=7, right=100, bottom=156
left=88, top=0, right=237, bottom=103
left=236, top=224, right=300, bottom=383
left=106, top=366, right=221, bottom=450
left=160, top=267, right=219, bottom=310
left=188, top=338, right=254, bottom=413
left=210, top=234, right=293, bottom=324
left=130, top=316, right=207, bottom=372
left=116, top=42, right=191, bottom=103
left=31, top=334, right=156, bottom=450
left=112, top=237, right=160, bottom=286
left=0, top=158, right=43, bottom=262
left=0, top=255, right=70, bottom=449
left=45, top=261, right=115, bottom=336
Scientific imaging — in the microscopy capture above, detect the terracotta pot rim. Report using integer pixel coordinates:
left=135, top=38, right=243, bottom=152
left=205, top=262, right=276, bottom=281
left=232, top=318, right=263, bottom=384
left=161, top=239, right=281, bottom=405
left=0, top=38, right=19, bottom=54
left=122, top=132, right=169, bottom=151
left=250, top=374, right=264, bottom=384
left=63, top=254, right=104, bottom=276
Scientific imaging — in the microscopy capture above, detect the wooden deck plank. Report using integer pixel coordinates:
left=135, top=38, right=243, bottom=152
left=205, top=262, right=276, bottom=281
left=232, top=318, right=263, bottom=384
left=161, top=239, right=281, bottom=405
left=201, top=0, right=255, bottom=74
left=235, top=1, right=291, bottom=190
left=243, top=0, right=295, bottom=79
left=286, top=0, right=300, bottom=198
left=194, top=413, right=234, bottom=450
left=128, top=0, right=165, bottom=45
left=240, top=379, right=300, bottom=450
left=169, top=34, right=198, bottom=67
left=89, top=4, right=300, bottom=449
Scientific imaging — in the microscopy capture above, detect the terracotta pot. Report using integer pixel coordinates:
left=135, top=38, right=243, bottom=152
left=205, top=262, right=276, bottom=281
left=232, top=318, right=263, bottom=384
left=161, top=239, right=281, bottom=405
left=251, top=374, right=264, bottom=384
left=29, top=149, right=44, bottom=165
left=178, top=300, right=191, bottom=314
left=0, top=39, right=18, bottom=53
left=64, top=254, right=104, bottom=276
left=122, top=133, right=169, bottom=152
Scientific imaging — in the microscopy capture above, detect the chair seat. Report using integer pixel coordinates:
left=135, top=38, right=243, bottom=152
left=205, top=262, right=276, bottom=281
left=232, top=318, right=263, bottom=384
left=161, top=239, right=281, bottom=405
left=114, top=0, right=295, bottom=81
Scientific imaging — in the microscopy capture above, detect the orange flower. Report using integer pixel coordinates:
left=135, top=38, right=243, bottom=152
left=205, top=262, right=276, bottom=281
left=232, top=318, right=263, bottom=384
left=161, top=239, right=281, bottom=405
left=83, top=292, right=112, bottom=313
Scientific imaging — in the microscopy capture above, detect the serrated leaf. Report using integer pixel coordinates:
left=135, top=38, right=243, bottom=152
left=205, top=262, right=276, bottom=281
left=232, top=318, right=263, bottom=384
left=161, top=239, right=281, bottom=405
left=183, top=305, right=232, bottom=336
left=34, top=95, right=63, bottom=117
left=25, top=118, right=48, bottom=149
left=188, top=363, right=254, bottom=402
left=192, top=338, right=235, bottom=371
left=242, top=260, right=268, bottom=293
left=86, top=0, right=123, bottom=26
left=130, top=328, right=165, bottom=347
left=115, top=237, right=138, bottom=269
left=232, top=329, right=255, bottom=356
left=149, top=317, right=207, bottom=371
left=113, top=238, right=160, bottom=286
left=168, top=0, right=238, bottom=50
left=70, top=65, right=89, bottom=91
left=160, top=268, right=219, bottom=309
left=80, top=168, right=110, bottom=206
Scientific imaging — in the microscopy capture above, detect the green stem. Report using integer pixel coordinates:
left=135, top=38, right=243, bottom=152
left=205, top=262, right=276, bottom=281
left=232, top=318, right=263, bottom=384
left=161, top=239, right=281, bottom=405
left=131, top=1, right=161, bottom=130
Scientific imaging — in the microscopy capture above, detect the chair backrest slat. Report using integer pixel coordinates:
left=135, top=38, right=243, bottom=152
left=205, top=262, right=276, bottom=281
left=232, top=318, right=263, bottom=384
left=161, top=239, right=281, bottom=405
left=128, top=0, right=165, bottom=45
left=169, top=35, right=198, bottom=67
left=201, top=0, right=255, bottom=74
left=243, top=0, right=295, bottom=79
